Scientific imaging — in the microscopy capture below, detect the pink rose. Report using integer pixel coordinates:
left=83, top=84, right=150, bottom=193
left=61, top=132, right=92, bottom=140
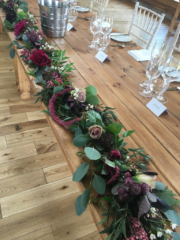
left=110, top=149, right=121, bottom=160
left=77, top=89, right=86, bottom=103
left=89, top=125, right=102, bottom=139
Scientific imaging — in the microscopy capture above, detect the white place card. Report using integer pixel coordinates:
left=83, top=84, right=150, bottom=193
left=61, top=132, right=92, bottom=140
left=67, top=23, right=77, bottom=31
left=95, top=51, right=110, bottom=63
left=146, top=98, right=168, bottom=117
left=177, top=87, right=180, bottom=91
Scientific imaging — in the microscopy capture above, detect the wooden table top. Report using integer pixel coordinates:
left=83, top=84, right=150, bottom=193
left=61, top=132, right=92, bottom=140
left=1, top=0, right=180, bottom=236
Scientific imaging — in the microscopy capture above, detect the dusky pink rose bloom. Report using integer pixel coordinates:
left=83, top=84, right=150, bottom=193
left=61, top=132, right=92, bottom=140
left=77, top=89, right=86, bottom=102
left=88, top=125, right=102, bottom=139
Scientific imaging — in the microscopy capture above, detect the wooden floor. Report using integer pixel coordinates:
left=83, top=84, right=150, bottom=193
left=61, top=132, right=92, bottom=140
left=0, top=0, right=179, bottom=239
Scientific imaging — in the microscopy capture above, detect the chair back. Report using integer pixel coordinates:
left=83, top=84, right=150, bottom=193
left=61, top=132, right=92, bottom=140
left=129, top=2, right=165, bottom=49
left=90, top=0, right=109, bottom=12
left=172, top=22, right=180, bottom=54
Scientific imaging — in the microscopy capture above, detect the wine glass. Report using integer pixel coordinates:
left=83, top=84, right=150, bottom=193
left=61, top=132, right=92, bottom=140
left=97, top=32, right=110, bottom=52
left=89, top=15, right=102, bottom=48
left=139, top=41, right=166, bottom=89
left=101, top=17, right=113, bottom=36
left=151, top=57, right=180, bottom=104
left=139, top=52, right=166, bottom=98
left=68, top=8, right=78, bottom=22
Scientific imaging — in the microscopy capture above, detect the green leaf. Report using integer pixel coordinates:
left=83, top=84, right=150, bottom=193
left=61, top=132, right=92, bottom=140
left=17, top=10, right=27, bottom=18
left=123, top=130, right=135, bottom=138
left=105, top=159, right=115, bottom=168
left=97, top=217, right=107, bottom=225
left=53, top=86, right=64, bottom=95
left=9, top=48, right=15, bottom=59
left=92, top=175, right=106, bottom=194
left=19, top=4, right=28, bottom=12
left=84, top=147, right=101, bottom=160
left=87, top=110, right=103, bottom=125
left=35, top=75, right=42, bottom=83
left=73, top=134, right=88, bottom=147
left=85, top=85, right=97, bottom=95
left=113, top=228, right=122, bottom=240
left=138, top=195, right=150, bottom=219
left=101, top=165, right=109, bottom=175
left=72, top=162, right=89, bottom=182
left=81, top=188, right=90, bottom=208
left=75, top=195, right=86, bottom=216
left=22, top=34, right=28, bottom=42
left=122, top=221, right=127, bottom=239
left=12, top=40, right=19, bottom=47
left=6, top=42, right=13, bottom=49
left=155, top=181, right=165, bottom=190
left=106, top=233, right=113, bottom=240
left=41, top=110, right=51, bottom=116
left=164, top=210, right=180, bottom=226
left=106, top=123, right=123, bottom=135
left=75, top=126, right=82, bottom=137
left=86, top=94, right=99, bottom=105
left=100, top=227, right=113, bottom=234
left=156, top=192, right=174, bottom=206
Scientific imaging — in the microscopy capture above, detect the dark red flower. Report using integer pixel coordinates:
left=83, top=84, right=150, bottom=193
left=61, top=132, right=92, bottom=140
left=110, top=149, right=121, bottom=160
left=141, top=183, right=150, bottom=195
left=14, top=19, right=26, bottom=36
left=30, top=49, right=51, bottom=67
left=124, top=177, right=134, bottom=187
left=129, top=183, right=141, bottom=196
left=117, top=187, right=129, bottom=201
left=124, top=172, right=131, bottom=178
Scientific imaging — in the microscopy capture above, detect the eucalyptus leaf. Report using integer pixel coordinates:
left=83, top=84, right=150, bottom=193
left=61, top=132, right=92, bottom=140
left=156, top=192, right=174, bottom=206
left=53, top=86, right=64, bottom=95
left=72, top=162, right=89, bottom=182
left=86, top=94, right=99, bottom=105
left=138, top=195, right=150, bottom=219
left=111, top=183, right=128, bottom=195
left=85, top=85, right=97, bottom=95
left=75, top=126, right=82, bottom=137
left=75, top=195, right=86, bottom=216
left=87, top=110, right=102, bottom=125
left=101, top=165, right=109, bottom=175
left=155, top=181, right=165, bottom=190
left=172, top=232, right=180, bottom=240
left=105, top=159, right=115, bottom=168
left=151, top=195, right=170, bottom=211
left=92, top=175, right=106, bottom=194
left=164, top=210, right=180, bottom=226
left=146, top=192, right=157, bottom=203
left=73, top=134, right=88, bottom=147
left=81, top=188, right=90, bottom=208
left=9, top=48, right=15, bottom=59
left=84, top=147, right=101, bottom=160
left=6, top=42, right=13, bottom=49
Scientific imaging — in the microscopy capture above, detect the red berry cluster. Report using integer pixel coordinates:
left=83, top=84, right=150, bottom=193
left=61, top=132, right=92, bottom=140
left=124, top=217, right=149, bottom=240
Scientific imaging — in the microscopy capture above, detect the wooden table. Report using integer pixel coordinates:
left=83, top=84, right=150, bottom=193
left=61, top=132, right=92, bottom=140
left=0, top=1, right=180, bottom=237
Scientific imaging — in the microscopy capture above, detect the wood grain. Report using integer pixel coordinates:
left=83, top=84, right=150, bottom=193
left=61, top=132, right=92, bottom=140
left=0, top=113, right=28, bottom=127
left=1, top=177, right=79, bottom=218
left=34, top=137, right=61, bottom=154
left=0, top=136, right=7, bottom=150
left=26, top=110, right=46, bottom=121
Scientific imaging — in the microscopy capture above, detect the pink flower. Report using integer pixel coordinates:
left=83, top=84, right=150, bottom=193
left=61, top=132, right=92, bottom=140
left=14, top=19, right=26, bottom=36
left=110, top=149, right=121, bottom=160
left=77, top=89, right=86, bottom=103
left=88, top=125, right=102, bottom=139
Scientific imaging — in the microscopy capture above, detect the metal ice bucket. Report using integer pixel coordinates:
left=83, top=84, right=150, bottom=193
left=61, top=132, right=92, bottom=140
left=38, top=0, right=70, bottom=38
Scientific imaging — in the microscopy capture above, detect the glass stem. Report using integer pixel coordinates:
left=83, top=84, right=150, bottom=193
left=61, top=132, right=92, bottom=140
left=92, top=33, right=95, bottom=43
left=145, top=77, right=152, bottom=92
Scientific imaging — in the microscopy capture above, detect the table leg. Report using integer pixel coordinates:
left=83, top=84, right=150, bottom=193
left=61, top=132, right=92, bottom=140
left=14, top=55, right=20, bottom=90
left=17, top=56, right=31, bottom=99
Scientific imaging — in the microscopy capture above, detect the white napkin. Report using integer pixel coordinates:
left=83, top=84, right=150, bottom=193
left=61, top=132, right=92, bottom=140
left=128, top=49, right=151, bottom=61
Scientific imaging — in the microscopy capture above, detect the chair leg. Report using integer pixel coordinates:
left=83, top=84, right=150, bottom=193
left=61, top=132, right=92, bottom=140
left=16, top=56, right=31, bottom=99
left=169, top=2, right=180, bottom=33
left=0, top=17, right=3, bottom=34
left=14, top=55, right=20, bottom=90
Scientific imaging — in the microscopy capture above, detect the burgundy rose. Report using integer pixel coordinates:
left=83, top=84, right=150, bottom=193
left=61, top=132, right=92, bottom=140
left=77, top=89, right=86, bottom=103
left=88, top=125, right=102, bottom=139
left=30, top=49, right=52, bottom=67
left=117, top=187, right=129, bottom=201
left=14, top=19, right=26, bottom=36
left=110, top=149, right=121, bottom=160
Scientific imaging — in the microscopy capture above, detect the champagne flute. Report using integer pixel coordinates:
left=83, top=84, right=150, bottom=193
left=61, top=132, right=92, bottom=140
left=151, top=57, right=180, bottom=104
left=101, top=17, right=113, bottom=36
left=89, top=15, right=101, bottom=48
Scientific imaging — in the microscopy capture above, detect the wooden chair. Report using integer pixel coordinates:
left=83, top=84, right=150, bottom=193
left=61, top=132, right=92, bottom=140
left=168, top=22, right=180, bottom=56
left=168, top=1, right=180, bottom=33
left=129, top=2, right=165, bottom=50
left=89, top=0, right=109, bottom=13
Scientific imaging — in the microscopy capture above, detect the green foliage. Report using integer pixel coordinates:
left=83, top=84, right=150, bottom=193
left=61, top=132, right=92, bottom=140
left=106, top=122, right=123, bottom=135
left=81, top=188, right=90, bottom=208
left=73, top=134, right=89, bottom=147
left=84, top=147, right=101, bottom=160
left=155, top=181, right=165, bottom=190
left=10, top=48, right=15, bottom=59
left=164, top=210, right=180, bottom=226
left=75, top=195, right=86, bottom=216
left=87, top=110, right=104, bottom=126
left=16, top=125, right=20, bottom=131
left=72, top=162, right=89, bottom=182
left=92, top=175, right=106, bottom=194
left=41, top=110, right=51, bottom=116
